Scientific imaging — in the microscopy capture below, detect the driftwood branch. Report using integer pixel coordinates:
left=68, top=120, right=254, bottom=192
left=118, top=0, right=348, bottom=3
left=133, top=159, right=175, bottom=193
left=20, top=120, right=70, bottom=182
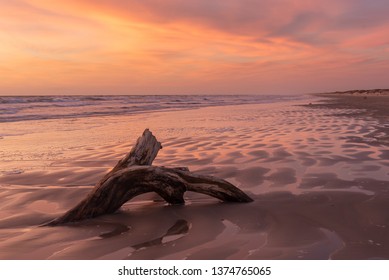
left=46, top=129, right=252, bottom=226
left=97, top=128, right=162, bottom=186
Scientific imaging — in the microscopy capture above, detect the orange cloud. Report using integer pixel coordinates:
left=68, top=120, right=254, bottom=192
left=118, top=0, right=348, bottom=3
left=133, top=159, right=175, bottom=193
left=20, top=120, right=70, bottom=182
left=0, top=0, right=388, bottom=95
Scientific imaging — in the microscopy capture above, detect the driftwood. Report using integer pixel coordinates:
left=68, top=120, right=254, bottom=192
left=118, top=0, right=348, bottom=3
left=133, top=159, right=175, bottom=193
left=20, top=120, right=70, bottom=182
left=46, top=129, right=252, bottom=226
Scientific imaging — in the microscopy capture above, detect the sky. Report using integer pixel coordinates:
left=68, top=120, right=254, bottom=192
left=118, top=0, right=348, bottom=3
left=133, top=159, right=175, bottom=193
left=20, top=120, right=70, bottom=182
left=0, top=0, right=388, bottom=95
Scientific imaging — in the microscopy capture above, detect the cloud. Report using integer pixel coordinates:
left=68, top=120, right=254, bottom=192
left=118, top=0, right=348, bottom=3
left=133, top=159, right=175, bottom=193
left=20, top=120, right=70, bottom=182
left=0, top=0, right=105, bottom=58
left=0, top=0, right=388, bottom=95
left=77, top=0, right=389, bottom=48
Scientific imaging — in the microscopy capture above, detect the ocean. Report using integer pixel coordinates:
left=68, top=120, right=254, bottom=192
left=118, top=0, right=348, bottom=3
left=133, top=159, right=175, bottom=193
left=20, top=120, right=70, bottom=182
left=0, top=95, right=305, bottom=123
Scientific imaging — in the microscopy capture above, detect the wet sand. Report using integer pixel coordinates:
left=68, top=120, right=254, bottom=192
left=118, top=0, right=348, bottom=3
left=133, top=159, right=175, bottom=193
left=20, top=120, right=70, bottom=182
left=0, top=96, right=388, bottom=259
left=310, top=91, right=389, bottom=146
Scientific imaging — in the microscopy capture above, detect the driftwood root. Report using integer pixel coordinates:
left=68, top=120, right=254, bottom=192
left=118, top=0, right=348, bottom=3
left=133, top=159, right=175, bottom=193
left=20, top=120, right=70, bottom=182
left=46, top=129, right=252, bottom=226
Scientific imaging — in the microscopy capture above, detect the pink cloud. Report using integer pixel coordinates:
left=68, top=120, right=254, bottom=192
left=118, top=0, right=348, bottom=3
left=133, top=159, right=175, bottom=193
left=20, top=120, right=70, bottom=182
left=0, top=0, right=388, bottom=95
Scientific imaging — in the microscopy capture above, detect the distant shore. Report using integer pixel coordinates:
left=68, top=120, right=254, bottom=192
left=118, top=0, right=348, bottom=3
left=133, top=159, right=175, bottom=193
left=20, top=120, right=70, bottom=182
left=316, top=88, right=389, bottom=96
left=311, top=88, right=389, bottom=116
left=307, top=89, right=389, bottom=146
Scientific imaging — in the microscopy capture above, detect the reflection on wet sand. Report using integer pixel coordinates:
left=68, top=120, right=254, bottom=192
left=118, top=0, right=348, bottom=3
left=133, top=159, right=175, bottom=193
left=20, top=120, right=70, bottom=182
left=0, top=189, right=388, bottom=260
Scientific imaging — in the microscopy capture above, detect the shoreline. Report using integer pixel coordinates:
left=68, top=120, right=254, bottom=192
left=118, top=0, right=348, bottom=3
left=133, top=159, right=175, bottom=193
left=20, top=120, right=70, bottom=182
left=0, top=95, right=306, bottom=124
left=0, top=95, right=388, bottom=259
left=315, top=88, right=389, bottom=96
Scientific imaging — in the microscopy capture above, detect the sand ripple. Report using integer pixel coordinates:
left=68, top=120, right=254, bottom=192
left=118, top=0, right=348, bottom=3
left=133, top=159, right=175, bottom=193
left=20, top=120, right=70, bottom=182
left=0, top=99, right=388, bottom=259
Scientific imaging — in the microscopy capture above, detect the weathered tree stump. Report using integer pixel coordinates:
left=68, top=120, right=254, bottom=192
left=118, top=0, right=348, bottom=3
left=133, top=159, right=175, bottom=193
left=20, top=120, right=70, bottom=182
left=46, top=129, right=252, bottom=226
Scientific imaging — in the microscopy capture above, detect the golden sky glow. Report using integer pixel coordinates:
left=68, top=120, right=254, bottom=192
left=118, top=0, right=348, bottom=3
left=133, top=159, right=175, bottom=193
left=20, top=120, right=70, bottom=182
left=1, top=0, right=388, bottom=95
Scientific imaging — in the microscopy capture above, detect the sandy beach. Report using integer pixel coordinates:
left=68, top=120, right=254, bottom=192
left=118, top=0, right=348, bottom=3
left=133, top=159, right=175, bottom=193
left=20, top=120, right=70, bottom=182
left=0, top=94, right=388, bottom=259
